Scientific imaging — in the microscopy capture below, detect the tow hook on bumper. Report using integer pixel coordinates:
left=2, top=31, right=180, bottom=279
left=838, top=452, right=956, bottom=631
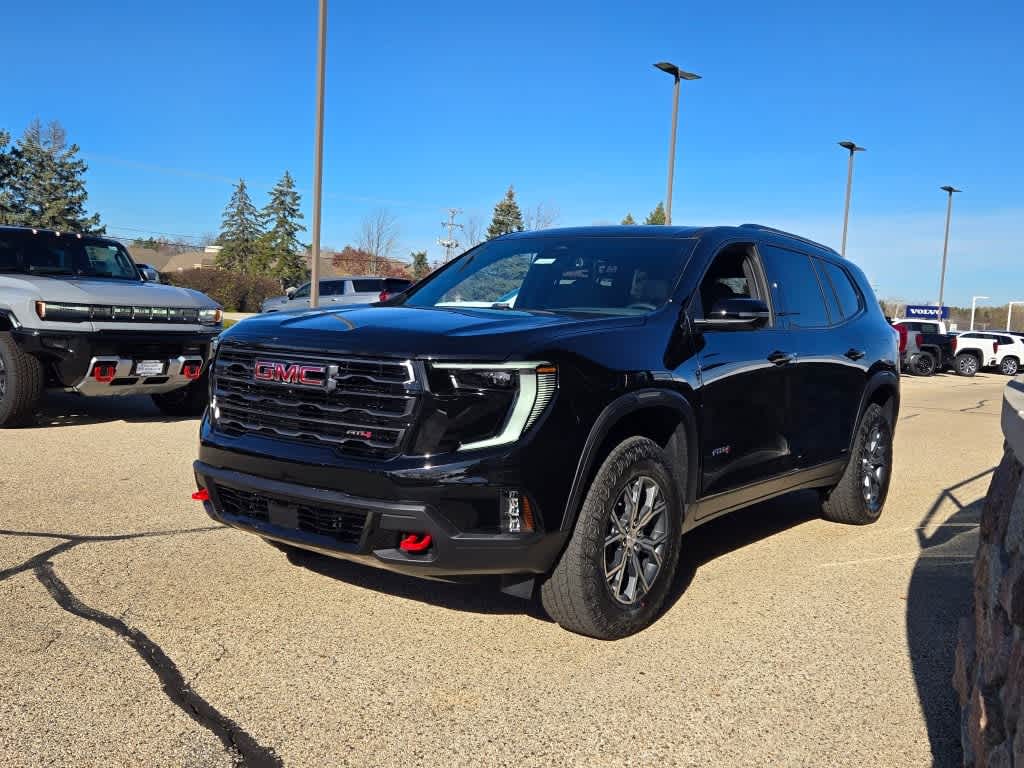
left=73, top=355, right=204, bottom=396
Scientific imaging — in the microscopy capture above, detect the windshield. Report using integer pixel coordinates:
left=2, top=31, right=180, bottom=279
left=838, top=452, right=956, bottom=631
left=0, top=230, right=141, bottom=280
left=404, top=236, right=696, bottom=315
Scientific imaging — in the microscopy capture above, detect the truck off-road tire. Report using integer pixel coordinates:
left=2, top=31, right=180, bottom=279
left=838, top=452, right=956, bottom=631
left=0, top=332, right=44, bottom=427
left=909, top=351, right=936, bottom=377
left=150, top=374, right=209, bottom=418
left=540, top=437, right=682, bottom=640
left=1000, top=356, right=1019, bottom=376
left=955, top=352, right=980, bottom=377
left=821, top=403, right=892, bottom=525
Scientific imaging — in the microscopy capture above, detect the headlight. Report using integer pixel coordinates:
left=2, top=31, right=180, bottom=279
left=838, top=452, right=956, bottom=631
left=35, top=301, right=92, bottom=322
left=199, top=308, right=223, bottom=325
left=427, top=362, right=558, bottom=451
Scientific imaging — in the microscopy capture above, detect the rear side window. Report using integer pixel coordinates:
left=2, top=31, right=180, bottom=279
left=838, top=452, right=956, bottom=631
left=320, top=281, right=347, bottom=296
left=760, top=245, right=829, bottom=328
left=352, top=279, right=384, bottom=293
left=384, top=278, right=412, bottom=292
left=818, top=260, right=862, bottom=321
left=0, top=235, right=18, bottom=270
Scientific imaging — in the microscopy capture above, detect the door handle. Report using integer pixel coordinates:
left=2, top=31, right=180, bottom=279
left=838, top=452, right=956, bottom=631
left=767, top=350, right=795, bottom=366
left=845, top=348, right=866, bottom=361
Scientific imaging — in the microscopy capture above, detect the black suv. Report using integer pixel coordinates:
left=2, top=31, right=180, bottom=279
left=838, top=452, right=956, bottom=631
left=194, top=225, right=899, bottom=639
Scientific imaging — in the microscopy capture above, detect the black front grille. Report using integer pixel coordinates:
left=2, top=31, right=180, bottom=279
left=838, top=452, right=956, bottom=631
left=213, top=484, right=367, bottom=544
left=212, top=343, right=418, bottom=457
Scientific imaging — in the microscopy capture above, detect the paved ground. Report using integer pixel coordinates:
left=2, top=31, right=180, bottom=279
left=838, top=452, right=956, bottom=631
left=0, top=372, right=1008, bottom=767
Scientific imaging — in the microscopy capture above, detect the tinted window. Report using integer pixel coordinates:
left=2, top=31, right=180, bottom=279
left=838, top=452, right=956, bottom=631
left=819, top=260, right=862, bottom=320
left=406, top=237, right=696, bottom=315
left=760, top=246, right=829, bottom=328
left=384, top=278, right=412, bottom=292
left=320, top=280, right=347, bottom=296
left=292, top=283, right=311, bottom=298
left=812, top=259, right=841, bottom=323
left=352, top=279, right=385, bottom=293
left=0, top=231, right=139, bottom=280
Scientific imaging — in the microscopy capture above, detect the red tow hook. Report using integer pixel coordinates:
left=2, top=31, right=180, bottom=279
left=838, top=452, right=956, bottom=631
left=191, top=488, right=210, bottom=502
left=399, top=533, right=432, bottom=553
left=182, top=362, right=203, bottom=381
left=92, top=363, right=117, bottom=383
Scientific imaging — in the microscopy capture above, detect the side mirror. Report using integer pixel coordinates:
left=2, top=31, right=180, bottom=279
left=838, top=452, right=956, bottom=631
left=285, top=286, right=297, bottom=298
left=694, top=297, right=770, bottom=330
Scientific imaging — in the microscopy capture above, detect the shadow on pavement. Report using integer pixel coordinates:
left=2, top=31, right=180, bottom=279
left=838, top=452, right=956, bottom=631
left=28, top=391, right=198, bottom=428
left=284, top=489, right=822, bottom=624
left=906, top=467, right=991, bottom=768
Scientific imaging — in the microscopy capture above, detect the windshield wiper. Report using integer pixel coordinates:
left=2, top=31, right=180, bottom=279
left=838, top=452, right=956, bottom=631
left=490, top=302, right=514, bottom=310
left=28, top=267, right=75, bottom=275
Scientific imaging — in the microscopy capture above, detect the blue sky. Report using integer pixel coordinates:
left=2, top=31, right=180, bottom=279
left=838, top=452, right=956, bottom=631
left=3, top=0, right=1021, bottom=305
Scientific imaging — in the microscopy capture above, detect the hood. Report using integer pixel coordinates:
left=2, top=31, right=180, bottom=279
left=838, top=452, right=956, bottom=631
left=6, top=274, right=218, bottom=308
left=221, top=305, right=645, bottom=360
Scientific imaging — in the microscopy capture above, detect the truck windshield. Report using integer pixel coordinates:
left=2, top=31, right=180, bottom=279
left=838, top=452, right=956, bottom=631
left=0, top=230, right=141, bottom=280
left=403, top=236, right=697, bottom=315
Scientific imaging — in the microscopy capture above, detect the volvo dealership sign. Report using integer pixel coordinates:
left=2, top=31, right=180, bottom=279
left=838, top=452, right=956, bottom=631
left=904, top=304, right=950, bottom=319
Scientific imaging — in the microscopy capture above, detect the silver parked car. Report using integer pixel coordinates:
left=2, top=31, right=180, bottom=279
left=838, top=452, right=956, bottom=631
left=260, top=276, right=412, bottom=312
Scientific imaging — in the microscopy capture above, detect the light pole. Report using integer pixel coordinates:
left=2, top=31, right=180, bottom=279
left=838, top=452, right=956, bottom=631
left=970, top=295, right=989, bottom=331
left=837, top=141, right=865, bottom=258
left=936, top=185, right=961, bottom=319
left=309, top=0, right=328, bottom=308
left=1007, top=301, right=1024, bottom=331
left=653, top=62, right=700, bottom=225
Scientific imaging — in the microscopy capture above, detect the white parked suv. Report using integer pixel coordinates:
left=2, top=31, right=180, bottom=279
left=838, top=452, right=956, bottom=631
left=956, top=332, right=1024, bottom=376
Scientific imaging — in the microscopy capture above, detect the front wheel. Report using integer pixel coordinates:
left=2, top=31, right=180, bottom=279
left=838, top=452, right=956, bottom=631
left=955, top=353, right=979, bottom=377
left=1000, top=356, right=1019, bottom=376
left=540, top=436, right=682, bottom=639
left=821, top=403, right=893, bottom=525
left=150, top=373, right=209, bottom=418
left=0, top=332, right=44, bottom=427
left=909, top=351, right=936, bottom=377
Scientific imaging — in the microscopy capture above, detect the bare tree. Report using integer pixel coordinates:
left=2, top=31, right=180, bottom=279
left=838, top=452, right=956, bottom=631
left=357, top=208, right=400, bottom=275
left=461, top=213, right=485, bottom=253
left=524, top=202, right=560, bottom=231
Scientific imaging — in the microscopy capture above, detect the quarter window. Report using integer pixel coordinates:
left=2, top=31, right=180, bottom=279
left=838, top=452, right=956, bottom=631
left=760, top=246, right=829, bottom=328
left=819, top=260, right=862, bottom=321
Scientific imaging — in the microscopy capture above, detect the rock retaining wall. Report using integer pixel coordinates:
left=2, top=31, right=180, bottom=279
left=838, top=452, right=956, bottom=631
left=954, top=378, right=1024, bottom=767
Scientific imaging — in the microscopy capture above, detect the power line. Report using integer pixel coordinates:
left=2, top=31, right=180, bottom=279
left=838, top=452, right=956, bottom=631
left=437, top=208, right=463, bottom=263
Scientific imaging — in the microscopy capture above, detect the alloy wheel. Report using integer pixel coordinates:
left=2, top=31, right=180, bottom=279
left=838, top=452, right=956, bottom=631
left=860, top=421, right=890, bottom=512
left=0, top=355, right=6, bottom=400
left=960, top=356, right=978, bottom=375
left=604, top=475, right=668, bottom=606
left=1002, top=358, right=1019, bottom=376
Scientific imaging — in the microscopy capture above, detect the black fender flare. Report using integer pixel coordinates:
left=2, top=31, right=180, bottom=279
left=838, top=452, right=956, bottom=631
left=560, top=388, right=699, bottom=532
left=851, top=370, right=900, bottom=450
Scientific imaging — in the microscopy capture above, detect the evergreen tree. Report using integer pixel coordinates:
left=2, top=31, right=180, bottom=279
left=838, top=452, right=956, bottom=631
left=644, top=202, right=666, bottom=225
left=217, top=179, right=264, bottom=274
left=410, top=250, right=430, bottom=281
left=261, top=171, right=307, bottom=285
left=486, top=185, right=525, bottom=239
left=7, top=120, right=103, bottom=232
left=621, top=212, right=636, bottom=225
left=0, top=130, right=15, bottom=225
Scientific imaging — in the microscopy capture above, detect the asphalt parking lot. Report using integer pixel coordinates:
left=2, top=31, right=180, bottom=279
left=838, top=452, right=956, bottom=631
left=0, top=372, right=1008, bottom=767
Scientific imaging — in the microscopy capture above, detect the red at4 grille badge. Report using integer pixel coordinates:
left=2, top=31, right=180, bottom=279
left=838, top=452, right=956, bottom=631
left=253, top=360, right=334, bottom=388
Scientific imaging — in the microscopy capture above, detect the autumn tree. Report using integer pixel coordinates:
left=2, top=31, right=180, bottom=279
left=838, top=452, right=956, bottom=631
left=621, top=212, right=636, bottom=225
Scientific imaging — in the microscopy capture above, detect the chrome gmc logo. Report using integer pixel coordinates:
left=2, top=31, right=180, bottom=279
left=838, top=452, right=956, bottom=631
left=253, top=360, right=328, bottom=387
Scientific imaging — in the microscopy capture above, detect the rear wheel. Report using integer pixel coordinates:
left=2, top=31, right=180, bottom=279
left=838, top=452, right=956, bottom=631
left=150, top=373, right=209, bottom=418
left=540, top=436, right=682, bottom=639
left=1000, top=356, right=1019, bottom=376
left=821, top=403, right=892, bottom=525
left=910, top=351, right=936, bottom=377
left=955, top=353, right=979, bottom=377
left=0, top=332, right=44, bottom=427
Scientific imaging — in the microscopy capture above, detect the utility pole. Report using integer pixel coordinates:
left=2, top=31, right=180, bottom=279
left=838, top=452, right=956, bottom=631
left=837, top=141, right=865, bottom=258
left=653, top=62, right=701, bottom=225
left=937, top=185, right=961, bottom=317
left=438, top=208, right=464, bottom=263
left=309, top=0, right=328, bottom=308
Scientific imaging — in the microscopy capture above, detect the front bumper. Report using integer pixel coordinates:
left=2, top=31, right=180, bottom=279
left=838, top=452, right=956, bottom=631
left=193, top=460, right=569, bottom=578
left=12, top=328, right=218, bottom=393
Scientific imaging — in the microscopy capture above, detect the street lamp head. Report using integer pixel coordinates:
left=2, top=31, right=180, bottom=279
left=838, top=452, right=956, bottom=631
left=838, top=140, right=865, bottom=152
left=940, top=185, right=962, bottom=194
left=654, top=62, right=701, bottom=80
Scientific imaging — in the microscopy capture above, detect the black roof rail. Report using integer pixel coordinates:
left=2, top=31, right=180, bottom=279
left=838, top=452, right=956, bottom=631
left=739, top=223, right=839, bottom=256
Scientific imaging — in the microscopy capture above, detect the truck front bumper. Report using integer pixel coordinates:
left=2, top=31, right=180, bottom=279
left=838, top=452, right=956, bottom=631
left=192, top=459, right=569, bottom=579
left=12, top=328, right=218, bottom=393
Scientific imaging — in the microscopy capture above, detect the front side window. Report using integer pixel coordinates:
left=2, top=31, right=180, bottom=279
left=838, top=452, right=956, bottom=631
left=404, top=236, right=696, bottom=315
left=696, top=242, right=766, bottom=320
left=760, top=245, right=829, bottom=328
left=292, top=283, right=311, bottom=298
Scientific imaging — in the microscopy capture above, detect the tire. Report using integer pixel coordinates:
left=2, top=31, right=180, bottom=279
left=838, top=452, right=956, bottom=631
left=955, top=353, right=979, bottom=377
left=150, top=373, right=209, bottom=418
left=0, top=331, right=44, bottom=427
left=821, top=403, right=892, bottom=525
left=540, top=436, right=682, bottom=639
left=1000, top=356, right=1019, bottom=376
left=908, top=351, right=937, bottom=377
